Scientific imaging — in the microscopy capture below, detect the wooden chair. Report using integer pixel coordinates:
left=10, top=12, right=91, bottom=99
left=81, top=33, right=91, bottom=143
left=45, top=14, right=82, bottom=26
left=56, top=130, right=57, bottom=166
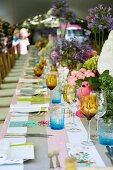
left=0, top=58, right=2, bottom=86
left=2, top=52, right=9, bottom=76
left=0, top=107, right=9, bottom=121
left=8, top=47, right=16, bottom=69
left=0, top=53, right=6, bottom=80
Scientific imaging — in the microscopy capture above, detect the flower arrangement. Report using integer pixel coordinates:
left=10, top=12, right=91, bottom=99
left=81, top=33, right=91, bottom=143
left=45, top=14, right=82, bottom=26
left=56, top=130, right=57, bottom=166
left=52, top=0, right=76, bottom=23
left=51, top=38, right=93, bottom=70
left=87, top=4, right=113, bottom=53
left=68, top=69, right=113, bottom=119
left=52, top=0, right=76, bottom=37
left=67, top=68, right=95, bottom=86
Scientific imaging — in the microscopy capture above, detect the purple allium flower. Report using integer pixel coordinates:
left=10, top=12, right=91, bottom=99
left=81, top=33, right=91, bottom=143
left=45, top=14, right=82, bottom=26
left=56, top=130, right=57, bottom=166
left=87, top=4, right=113, bottom=32
left=87, top=4, right=113, bottom=53
left=51, top=38, right=92, bottom=70
left=52, top=0, right=77, bottom=23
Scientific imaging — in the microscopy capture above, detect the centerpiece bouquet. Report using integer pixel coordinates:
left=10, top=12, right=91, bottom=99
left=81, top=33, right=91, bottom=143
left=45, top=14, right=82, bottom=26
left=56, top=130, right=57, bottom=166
left=52, top=0, right=76, bottom=37
left=51, top=38, right=93, bottom=70
left=87, top=4, right=113, bottom=53
left=68, top=69, right=113, bottom=120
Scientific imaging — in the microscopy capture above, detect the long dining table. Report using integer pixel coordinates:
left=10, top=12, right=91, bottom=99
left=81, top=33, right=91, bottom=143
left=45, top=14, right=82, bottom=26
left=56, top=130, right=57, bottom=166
left=0, top=46, right=112, bottom=170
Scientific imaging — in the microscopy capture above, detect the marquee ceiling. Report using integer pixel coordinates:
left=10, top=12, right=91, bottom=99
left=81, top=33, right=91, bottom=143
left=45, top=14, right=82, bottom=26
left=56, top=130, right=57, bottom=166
left=0, top=0, right=113, bottom=24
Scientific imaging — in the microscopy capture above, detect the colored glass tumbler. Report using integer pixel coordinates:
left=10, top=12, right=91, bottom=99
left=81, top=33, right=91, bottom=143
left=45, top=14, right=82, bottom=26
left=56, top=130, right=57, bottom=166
left=99, top=118, right=113, bottom=145
left=50, top=86, right=61, bottom=104
left=50, top=105, right=65, bottom=130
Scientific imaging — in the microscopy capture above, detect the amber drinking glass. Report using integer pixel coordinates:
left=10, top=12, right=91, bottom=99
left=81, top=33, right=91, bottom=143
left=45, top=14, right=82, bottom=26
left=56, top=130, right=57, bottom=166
left=46, top=73, right=57, bottom=90
left=80, top=92, right=98, bottom=145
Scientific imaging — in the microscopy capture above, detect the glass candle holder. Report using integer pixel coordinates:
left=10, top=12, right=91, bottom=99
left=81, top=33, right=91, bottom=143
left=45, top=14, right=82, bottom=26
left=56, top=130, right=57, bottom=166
left=65, top=156, right=76, bottom=170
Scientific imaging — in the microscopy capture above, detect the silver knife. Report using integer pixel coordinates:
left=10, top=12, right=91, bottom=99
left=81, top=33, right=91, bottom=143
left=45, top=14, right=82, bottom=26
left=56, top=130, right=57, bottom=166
left=5, top=133, right=53, bottom=138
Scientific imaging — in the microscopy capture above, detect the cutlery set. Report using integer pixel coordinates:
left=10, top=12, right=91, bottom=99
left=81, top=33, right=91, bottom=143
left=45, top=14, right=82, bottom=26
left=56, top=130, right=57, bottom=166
left=48, top=150, right=61, bottom=169
left=29, top=111, right=45, bottom=117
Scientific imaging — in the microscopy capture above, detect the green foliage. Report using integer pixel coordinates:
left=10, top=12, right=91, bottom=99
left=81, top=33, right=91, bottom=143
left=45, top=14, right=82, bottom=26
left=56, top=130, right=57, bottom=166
left=99, top=70, right=113, bottom=91
left=98, top=70, right=113, bottom=120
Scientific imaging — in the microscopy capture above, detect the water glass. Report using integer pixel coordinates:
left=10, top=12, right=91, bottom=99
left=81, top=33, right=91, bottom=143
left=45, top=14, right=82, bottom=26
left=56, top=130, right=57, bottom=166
left=99, top=118, right=113, bottom=145
left=50, top=105, right=65, bottom=130
left=50, top=86, right=61, bottom=104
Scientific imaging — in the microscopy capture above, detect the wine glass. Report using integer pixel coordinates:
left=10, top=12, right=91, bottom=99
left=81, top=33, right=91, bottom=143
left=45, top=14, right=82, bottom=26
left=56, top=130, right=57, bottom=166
left=63, top=85, right=79, bottom=132
left=34, top=65, right=43, bottom=77
left=94, top=91, right=107, bottom=136
left=46, top=72, right=57, bottom=90
left=79, top=92, right=98, bottom=146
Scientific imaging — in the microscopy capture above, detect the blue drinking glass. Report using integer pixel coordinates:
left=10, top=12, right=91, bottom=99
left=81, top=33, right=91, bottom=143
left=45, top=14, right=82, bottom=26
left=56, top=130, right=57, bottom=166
left=50, top=86, right=61, bottom=104
left=50, top=105, right=65, bottom=130
left=99, top=118, right=113, bottom=145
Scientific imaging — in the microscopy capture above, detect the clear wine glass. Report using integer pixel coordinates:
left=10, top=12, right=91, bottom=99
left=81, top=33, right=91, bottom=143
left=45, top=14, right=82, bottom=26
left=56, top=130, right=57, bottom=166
left=94, top=91, right=107, bottom=136
left=63, top=85, right=80, bottom=132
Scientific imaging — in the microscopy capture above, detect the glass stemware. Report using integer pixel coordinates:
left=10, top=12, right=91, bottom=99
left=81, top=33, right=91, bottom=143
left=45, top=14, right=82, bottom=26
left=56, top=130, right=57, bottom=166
left=46, top=72, right=57, bottom=90
left=34, top=65, right=43, bottom=77
left=79, top=92, right=98, bottom=146
left=63, top=85, right=79, bottom=132
left=94, top=91, right=107, bottom=136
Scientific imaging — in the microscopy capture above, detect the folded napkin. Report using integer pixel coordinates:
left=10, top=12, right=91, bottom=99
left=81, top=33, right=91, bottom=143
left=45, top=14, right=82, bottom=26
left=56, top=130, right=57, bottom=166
left=0, top=139, right=23, bottom=165
left=16, top=88, right=35, bottom=96
left=0, top=139, right=34, bottom=165
left=10, top=103, right=49, bottom=112
left=19, top=78, right=42, bottom=84
left=16, top=88, right=48, bottom=96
